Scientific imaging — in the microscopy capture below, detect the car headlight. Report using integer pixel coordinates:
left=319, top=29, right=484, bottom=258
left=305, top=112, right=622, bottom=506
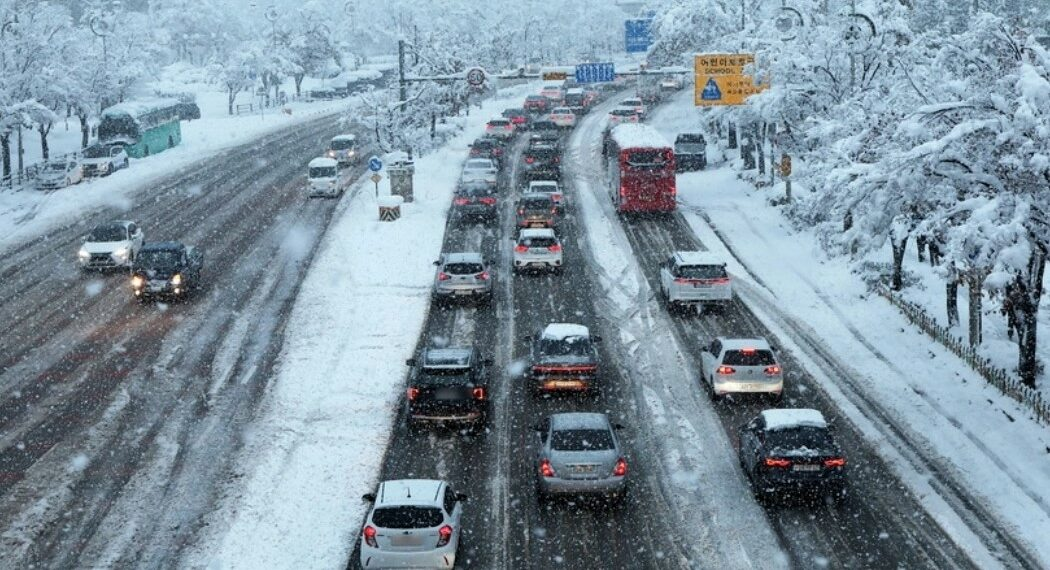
left=347, top=150, right=355, bottom=156
left=171, top=273, right=182, bottom=285
left=78, top=248, right=90, bottom=259
left=131, top=275, right=144, bottom=288
left=113, top=247, right=129, bottom=259
left=99, top=163, right=110, bottom=172
left=326, top=150, right=336, bottom=157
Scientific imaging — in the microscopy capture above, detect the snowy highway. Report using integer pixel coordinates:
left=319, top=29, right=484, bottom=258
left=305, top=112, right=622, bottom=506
left=0, top=113, right=369, bottom=567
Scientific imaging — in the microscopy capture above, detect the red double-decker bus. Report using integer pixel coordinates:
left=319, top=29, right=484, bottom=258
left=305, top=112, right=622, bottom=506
left=603, top=124, right=676, bottom=213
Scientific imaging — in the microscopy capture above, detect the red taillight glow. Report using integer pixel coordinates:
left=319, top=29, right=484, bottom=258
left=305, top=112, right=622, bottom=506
left=472, top=387, right=486, bottom=400
left=551, top=208, right=557, bottom=214
left=437, top=524, right=453, bottom=547
left=525, top=156, right=535, bottom=164
left=540, top=459, right=555, bottom=478
left=548, top=244, right=562, bottom=253
left=363, top=525, right=378, bottom=547
left=470, top=149, right=480, bottom=155
left=764, top=458, right=792, bottom=468
left=741, top=348, right=756, bottom=355
left=517, top=208, right=525, bottom=215
left=673, top=278, right=693, bottom=284
left=715, top=366, right=735, bottom=375
left=453, top=197, right=470, bottom=205
left=514, top=244, right=528, bottom=253
left=764, top=365, right=782, bottom=375
left=437, top=272, right=451, bottom=281
left=824, top=457, right=846, bottom=468
left=476, top=271, right=490, bottom=280
left=613, top=458, right=627, bottom=477
left=552, top=193, right=562, bottom=201
left=406, top=387, right=419, bottom=401
left=479, top=197, right=497, bottom=205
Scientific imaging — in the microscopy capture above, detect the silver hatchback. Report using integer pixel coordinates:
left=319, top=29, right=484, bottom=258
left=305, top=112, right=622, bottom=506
left=534, top=412, right=627, bottom=502
left=432, top=252, right=493, bottom=305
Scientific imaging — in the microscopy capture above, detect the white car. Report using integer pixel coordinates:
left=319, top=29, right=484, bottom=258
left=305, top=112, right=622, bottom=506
left=548, top=107, right=577, bottom=128
left=540, top=84, right=565, bottom=103
left=307, top=157, right=343, bottom=198
left=513, top=228, right=563, bottom=273
left=36, top=158, right=83, bottom=190
left=700, top=337, right=784, bottom=402
left=80, top=143, right=129, bottom=177
left=460, top=158, right=498, bottom=187
left=485, top=118, right=516, bottom=140
left=360, top=479, right=466, bottom=569
left=325, top=134, right=358, bottom=166
left=527, top=180, right=564, bottom=211
left=77, top=220, right=144, bottom=270
left=659, top=251, right=732, bottom=310
left=607, top=107, right=641, bottom=126
left=620, top=97, right=646, bottom=120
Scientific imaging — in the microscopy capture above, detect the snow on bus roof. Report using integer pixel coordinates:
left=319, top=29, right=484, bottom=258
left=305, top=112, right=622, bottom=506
left=101, top=98, right=182, bottom=119
left=609, top=123, right=670, bottom=150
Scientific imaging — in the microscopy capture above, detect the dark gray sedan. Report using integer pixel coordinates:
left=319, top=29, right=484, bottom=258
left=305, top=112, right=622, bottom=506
left=534, top=412, right=627, bottom=502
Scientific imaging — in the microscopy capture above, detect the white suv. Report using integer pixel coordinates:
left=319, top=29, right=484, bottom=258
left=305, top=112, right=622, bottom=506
left=360, top=479, right=466, bottom=569
left=700, top=337, right=784, bottom=402
left=659, top=251, right=732, bottom=310
left=77, top=220, right=144, bottom=270
left=513, top=228, right=563, bottom=274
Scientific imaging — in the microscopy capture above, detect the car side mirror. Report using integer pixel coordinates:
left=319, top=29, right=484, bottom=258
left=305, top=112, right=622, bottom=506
left=405, top=358, right=417, bottom=366
left=432, top=260, right=440, bottom=266
left=456, top=492, right=468, bottom=501
left=362, top=493, right=376, bottom=502
left=613, top=423, right=625, bottom=430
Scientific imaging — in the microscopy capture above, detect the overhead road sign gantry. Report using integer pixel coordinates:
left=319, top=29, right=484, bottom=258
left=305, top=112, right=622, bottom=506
left=624, top=18, right=653, bottom=53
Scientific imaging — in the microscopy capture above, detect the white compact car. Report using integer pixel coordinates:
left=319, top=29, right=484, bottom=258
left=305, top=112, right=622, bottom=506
left=36, top=158, right=83, bottom=190
left=548, top=107, right=577, bottom=128
left=460, top=158, right=498, bottom=187
left=620, top=97, right=646, bottom=120
left=77, top=220, right=144, bottom=270
left=325, top=134, right=358, bottom=166
left=308, top=157, right=343, bottom=198
left=360, top=479, right=466, bottom=569
left=527, top=180, right=564, bottom=211
left=513, top=228, right=563, bottom=273
left=659, top=251, right=732, bottom=310
left=700, top=337, right=784, bottom=402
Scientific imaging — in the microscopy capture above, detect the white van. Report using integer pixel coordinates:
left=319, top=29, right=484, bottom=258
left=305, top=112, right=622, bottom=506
left=308, top=157, right=343, bottom=198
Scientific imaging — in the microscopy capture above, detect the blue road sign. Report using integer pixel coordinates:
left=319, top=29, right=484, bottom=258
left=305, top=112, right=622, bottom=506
left=701, top=78, right=722, bottom=101
left=575, top=63, right=615, bottom=84
left=368, top=156, right=383, bottom=172
left=625, top=19, right=653, bottom=53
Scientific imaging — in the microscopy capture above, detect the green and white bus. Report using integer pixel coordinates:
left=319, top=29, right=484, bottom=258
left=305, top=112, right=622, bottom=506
left=98, top=98, right=184, bottom=158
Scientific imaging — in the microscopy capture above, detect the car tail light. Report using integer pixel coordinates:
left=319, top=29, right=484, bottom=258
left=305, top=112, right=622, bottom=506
left=453, top=197, right=470, bottom=205
left=525, top=156, right=535, bottom=164
left=764, top=458, right=792, bottom=468
left=539, top=459, right=555, bottom=478
left=548, top=244, right=562, bottom=253
left=363, top=525, right=378, bottom=548
left=476, top=271, right=489, bottom=280
left=741, top=348, right=756, bottom=355
left=764, top=365, right=781, bottom=375
left=437, top=524, right=453, bottom=547
left=517, top=208, right=525, bottom=215
left=494, top=148, right=503, bottom=156
left=406, top=387, right=419, bottom=401
left=551, top=208, right=557, bottom=215
left=824, top=457, right=846, bottom=468
left=613, top=458, right=627, bottom=477
left=479, top=197, right=497, bottom=205
left=514, top=244, right=528, bottom=253
left=552, top=193, right=562, bottom=201
left=437, top=272, right=451, bottom=281
left=472, top=387, right=486, bottom=400
left=553, top=156, right=560, bottom=164
left=715, top=366, right=735, bottom=375
left=470, top=149, right=480, bottom=156
left=673, top=278, right=693, bottom=284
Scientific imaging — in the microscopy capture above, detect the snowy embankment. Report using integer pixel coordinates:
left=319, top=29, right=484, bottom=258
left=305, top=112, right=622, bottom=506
left=183, top=83, right=534, bottom=570
left=0, top=63, right=393, bottom=256
left=649, top=91, right=1050, bottom=566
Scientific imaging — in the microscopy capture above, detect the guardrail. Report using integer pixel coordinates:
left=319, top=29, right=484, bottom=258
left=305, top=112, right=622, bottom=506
left=877, top=285, right=1050, bottom=425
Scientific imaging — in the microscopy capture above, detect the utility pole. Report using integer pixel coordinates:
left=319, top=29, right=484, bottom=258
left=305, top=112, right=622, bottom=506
left=398, top=39, right=407, bottom=104
left=849, top=0, right=857, bottom=92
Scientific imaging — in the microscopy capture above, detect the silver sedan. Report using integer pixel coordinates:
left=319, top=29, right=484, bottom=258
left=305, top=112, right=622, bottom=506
left=534, top=412, right=627, bottom=502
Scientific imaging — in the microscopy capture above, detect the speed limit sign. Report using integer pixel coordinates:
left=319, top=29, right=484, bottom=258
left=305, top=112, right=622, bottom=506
left=466, top=67, right=486, bottom=87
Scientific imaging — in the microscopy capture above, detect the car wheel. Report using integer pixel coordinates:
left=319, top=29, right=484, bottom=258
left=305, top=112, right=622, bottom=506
left=123, top=158, right=129, bottom=169
left=553, top=266, right=563, bottom=276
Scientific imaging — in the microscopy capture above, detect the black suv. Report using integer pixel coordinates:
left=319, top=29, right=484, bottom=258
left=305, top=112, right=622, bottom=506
left=405, top=347, right=492, bottom=430
left=453, top=181, right=499, bottom=223
left=674, top=133, right=707, bottom=171
left=522, top=145, right=561, bottom=180
left=469, top=137, right=505, bottom=168
left=738, top=408, right=848, bottom=503
left=524, top=323, right=601, bottom=395
left=131, top=241, right=204, bottom=302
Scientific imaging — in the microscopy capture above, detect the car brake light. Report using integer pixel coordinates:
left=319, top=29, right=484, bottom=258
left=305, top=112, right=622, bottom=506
left=764, top=365, right=781, bottom=375
left=406, top=387, right=419, bottom=400
left=514, top=244, right=528, bottom=253
left=453, top=197, right=470, bottom=205
left=525, top=156, right=535, bottom=164
left=517, top=208, right=525, bottom=215
left=476, top=271, right=489, bottom=280
left=613, top=457, right=627, bottom=477
left=764, top=458, right=792, bottom=468
left=437, top=524, right=453, bottom=547
left=363, top=525, right=378, bottom=548
left=715, top=366, right=735, bottom=375
left=824, top=457, right=846, bottom=468
left=673, top=278, right=693, bottom=284
left=540, top=459, right=555, bottom=478
left=479, top=197, right=497, bottom=205
left=548, top=244, right=562, bottom=253
left=553, top=156, right=560, bottom=163
left=438, top=272, right=451, bottom=281
left=472, top=387, right=486, bottom=400
left=741, top=348, right=756, bottom=355
left=470, top=149, right=479, bottom=155
left=552, top=193, right=562, bottom=201
left=551, top=208, right=557, bottom=215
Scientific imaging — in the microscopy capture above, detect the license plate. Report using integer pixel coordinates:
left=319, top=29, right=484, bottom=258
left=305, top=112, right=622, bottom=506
left=793, top=464, right=821, bottom=472
left=455, top=290, right=471, bottom=296
left=530, top=222, right=546, bottom=228
left=435, top=388, right=459, bottom=400
left=390, top=533, right=423, bottom=547
left=546, top=380, right=584, bottom=389
left=744, top=384, right=765, bottom=391
left=692, top=283, right=709, bottom=288
left=571, top=464, right=596, bottom=473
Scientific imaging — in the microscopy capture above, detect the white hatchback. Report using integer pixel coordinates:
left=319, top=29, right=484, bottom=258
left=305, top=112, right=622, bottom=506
left=360, top=479, right=466, bottom=569
left=700, top=337, right=784, bottom=402
left=78, top=220, right=144, bottom=270
left=548, top=107, right=576, bottom=128
left=513, top=228, right=563, bottom=273
left=659, top=251, right=731, bottom=310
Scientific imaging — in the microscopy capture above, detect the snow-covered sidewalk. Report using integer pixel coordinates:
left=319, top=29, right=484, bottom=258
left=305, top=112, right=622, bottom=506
left=648, top=94, right=1050, bottom=567
left=182, top=84, right=533, bottom=570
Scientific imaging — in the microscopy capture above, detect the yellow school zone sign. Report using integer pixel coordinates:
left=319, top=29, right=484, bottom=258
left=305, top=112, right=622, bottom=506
left=694, top=53, right=769, bottom=106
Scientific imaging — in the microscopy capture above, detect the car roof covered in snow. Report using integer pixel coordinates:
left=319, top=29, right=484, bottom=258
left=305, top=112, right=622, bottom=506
left=674, top=251, right=725, bottom=266
left=518, top=228, right=556, bottom=240
left=717, top=337, right=773, bottom=351
left=375, top=479, right=444, bottom=507
left=541, top=323, right=591, bottom=341
left=550, top=412, right=611, bottom=431
left=760, top=409, right=827, bottom=431
left=309, top=157, right=338, bottom=168
left=609, top=124, right=670, bottom=150
left=528, top=180, right=559, bottom=189
left=332, top=134, right=356, bottom=142
left=442, top=252, right=484, bottom=264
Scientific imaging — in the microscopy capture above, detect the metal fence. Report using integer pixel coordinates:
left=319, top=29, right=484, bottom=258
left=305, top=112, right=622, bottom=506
left=878, top=286, right=1050, bottom=425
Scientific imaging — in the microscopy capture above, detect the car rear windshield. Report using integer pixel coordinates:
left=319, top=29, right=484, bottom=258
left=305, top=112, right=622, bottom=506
left=472, top=140, right=496, bottom=149
left=551, top=429, right=614, bottom=451
left=526, top=95, right=545, bottom=101
left=526, top=150, right=558, bottom=161
left=531, top=184, right=557, bottom=193
left=503, top=109, right=525, bottom=117
left=520, top=197, right=552, bottom=210
left=309, top=166, right=337, bottom=178
left=675, top=265, right=726, bottom=279
left=519, top=236, right=556, bottom=248
left=532, top=122, right=558, bottom=131
left=47, top=162, right=68, bottom=171
left=537, top=337, right=590, bottom=357
left=457, top=185, right=496, bottom=197
left=677, top=134, right=705, bottom=144
left=764, top=427, right=834, bottom=450
left=625, top=150, right=669, bottom=169
left=89, top=225, right=127, bottom=241
left=371, top=506, right=444, bottom=529
left=330, top=139, right=355, bottom=150
left=82, top=145, right=111, bottom=158
left=465, top=160, right=492, bottom=169
left=610, top=109, right=635, bottom=116
left=444, top=262, right=484, bottom=274
left=722, top=349, right=776, bottom=366
left=418, top=367, right=471, bottom=384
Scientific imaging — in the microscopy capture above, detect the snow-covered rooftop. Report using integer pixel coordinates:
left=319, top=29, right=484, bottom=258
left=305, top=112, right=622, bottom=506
left=542, top=323, right=590, bottom=341
left=101, top=97, right=181, bottom=119
left=761, top=409, right=827, bottom=431
left=308, top=157, right=338, bottom=168
left=519, top=228, right=556, bottom=239
left=610, top=124, right=670, bottom=150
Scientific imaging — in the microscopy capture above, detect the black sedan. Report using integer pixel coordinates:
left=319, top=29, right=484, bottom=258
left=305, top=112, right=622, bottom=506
left=405, top=347, right=492, bottom=431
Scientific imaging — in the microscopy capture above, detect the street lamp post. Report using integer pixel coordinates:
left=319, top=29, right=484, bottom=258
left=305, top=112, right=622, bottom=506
left=264, top=6, right=280, bottom=106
